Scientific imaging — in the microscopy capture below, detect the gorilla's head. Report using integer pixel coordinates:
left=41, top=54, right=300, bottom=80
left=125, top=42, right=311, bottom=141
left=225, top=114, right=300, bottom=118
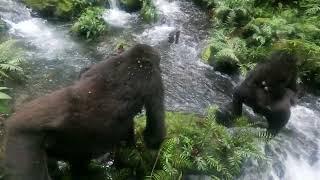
left=123, top=44, right=161, bottom=66
left=269, top=50, right=300, bottom=65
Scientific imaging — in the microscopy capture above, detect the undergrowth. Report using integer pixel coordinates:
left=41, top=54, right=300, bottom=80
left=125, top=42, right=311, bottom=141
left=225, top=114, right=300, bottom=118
left=200, top=0, right=320, bottom=90
left=101, top=107, right=268, bottom=179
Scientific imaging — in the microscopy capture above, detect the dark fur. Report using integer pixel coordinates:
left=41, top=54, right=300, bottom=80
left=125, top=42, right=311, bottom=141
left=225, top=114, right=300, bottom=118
left=4, top=44, right=166, bottom=180
left=219, top=51, right=298, bottom=134
left=168, top=30, right=180, bottom=44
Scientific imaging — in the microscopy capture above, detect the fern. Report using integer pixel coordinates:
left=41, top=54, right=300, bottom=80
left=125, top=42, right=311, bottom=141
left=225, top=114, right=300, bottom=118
left=85, top=109, right=267, bottom=180
left=0, top=40, right=25, bottom=81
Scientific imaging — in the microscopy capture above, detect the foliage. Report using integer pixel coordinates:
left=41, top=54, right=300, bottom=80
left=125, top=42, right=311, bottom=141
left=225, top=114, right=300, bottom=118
left=71, top=7, right=107, bottom=39
left=140, top=0, right=158, bottom=23
left=0, top=40, right=25, bottom=113
left=274, top=39, right=320, bottom=87
left=23, top=0, right=106, bottom=19
left=102, top=108, right=266, bottom=179
left=0, top=40, right=25, bottom=81
left=214, top=0, right=254, bottom=28
left=197, top=0, right=320, bottom=90
left=202, top=29, right=249, bottom=74
left=0, top=87, right=12, bottom=113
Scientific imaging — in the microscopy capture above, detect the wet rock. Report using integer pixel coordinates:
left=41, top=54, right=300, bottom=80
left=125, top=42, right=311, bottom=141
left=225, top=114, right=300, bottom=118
left=273, top=162, right=285, bottom=178
left=119, top=0, right=142, bottom=12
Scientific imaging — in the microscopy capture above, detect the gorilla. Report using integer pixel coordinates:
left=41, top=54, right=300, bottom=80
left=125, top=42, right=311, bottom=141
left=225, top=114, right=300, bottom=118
left=168, top=30, right=181, bottom=44
left=4, top=44, right=166, bottom=180
left=217, top=51, right=299, bottom=134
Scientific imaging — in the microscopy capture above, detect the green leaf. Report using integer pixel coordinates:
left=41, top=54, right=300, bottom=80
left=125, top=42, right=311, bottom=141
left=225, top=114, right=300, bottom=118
left=0, top=92, right=11, bottom=99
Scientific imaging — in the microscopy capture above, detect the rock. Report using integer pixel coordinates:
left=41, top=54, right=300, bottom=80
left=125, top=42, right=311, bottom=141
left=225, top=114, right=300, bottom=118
left=208, top=53, right=240, bottom=75
left=0, top=19, right=8, bottom=32
left=119, top=0, right=142, bottom=12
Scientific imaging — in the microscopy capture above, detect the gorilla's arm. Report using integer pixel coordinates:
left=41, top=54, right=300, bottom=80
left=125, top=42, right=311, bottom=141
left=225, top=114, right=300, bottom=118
left=232, top=89, right=243, bottom=117
left=143, top=85, right=166, bottom=150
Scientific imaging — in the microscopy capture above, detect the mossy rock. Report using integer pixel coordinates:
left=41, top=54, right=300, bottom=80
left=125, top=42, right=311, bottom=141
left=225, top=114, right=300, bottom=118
left=23, top=0, right=107, bottom=20
left=207, top=47, right=240, bottom=75
left=119, top=0, right=142, bottom=12
left=211, top=56, right=240, bottom=75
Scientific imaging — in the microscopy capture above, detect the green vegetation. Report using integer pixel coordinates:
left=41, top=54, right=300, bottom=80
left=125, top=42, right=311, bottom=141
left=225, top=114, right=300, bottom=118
left=71, top=7, right=107, bottom=39
left=0, top=40, right=25, bottom=82
left=140, top=0, right=158, bottom=23
left=0, top=40, right=26, bottom=113
left=23, top=0, right=107, bottom=20
left=54, top=109, right=265, bottom=179
left=199, top=0, right=320, bottom=89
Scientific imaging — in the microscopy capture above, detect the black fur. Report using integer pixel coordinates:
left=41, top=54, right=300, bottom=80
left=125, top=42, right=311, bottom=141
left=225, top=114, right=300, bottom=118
left=218, top=51, right=298, bottom=134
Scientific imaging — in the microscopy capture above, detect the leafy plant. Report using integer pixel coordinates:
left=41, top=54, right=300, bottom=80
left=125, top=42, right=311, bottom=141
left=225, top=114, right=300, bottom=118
left=140, top=0, right=158, bottom=23
left=100, top=108, right=266, bottom=179
left=202, top=29, right=248, bottom=74
left=274, top=39, right=320, bottom=87
left=0, top=87, right=12, bottom=113
left=0, top=40, right=25, bottom=81
left=71, top=7, right=107, bottom=39
left=24, top=0, right=106, bottom=19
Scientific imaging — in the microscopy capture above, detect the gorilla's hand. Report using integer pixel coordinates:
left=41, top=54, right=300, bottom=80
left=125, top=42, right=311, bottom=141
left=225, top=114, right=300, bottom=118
left=215, top=102, right=234, bottom=127
left=143, top=128, right=166, bottom=150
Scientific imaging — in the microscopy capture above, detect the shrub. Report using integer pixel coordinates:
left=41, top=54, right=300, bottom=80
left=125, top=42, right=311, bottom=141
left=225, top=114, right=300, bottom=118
left=24, top=0, right=107, bottom=20
left=71, top=7, right=107, bottom=39
left=140, top=0, right=158, bottom=23
left=103, top=108, right=266, bottom=179
left=202, top=30, right=248, bottom=74
left=0, top=87, right=12, bottom=113
left=0, top=40, right=25, bottom=81
left=214, top=1, right=253, bottom=28
left=274, top=39, right=320, bottom=88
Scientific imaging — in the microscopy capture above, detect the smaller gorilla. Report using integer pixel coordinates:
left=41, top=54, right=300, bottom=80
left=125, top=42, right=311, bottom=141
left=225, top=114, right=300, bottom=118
left=4, top=44, right=166, bottom=180
left=217, top=51, right=299, bottom=134
left=168, top=30, right=181, bottom=44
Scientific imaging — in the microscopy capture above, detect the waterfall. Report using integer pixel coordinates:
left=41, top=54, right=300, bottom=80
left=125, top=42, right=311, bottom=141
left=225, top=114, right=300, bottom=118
left=108, top=0, right=118, bottom=9
left=103, top=0, right=136, bottom=27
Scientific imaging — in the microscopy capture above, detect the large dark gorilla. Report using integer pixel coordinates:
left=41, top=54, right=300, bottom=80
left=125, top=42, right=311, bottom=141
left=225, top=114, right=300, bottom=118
left=4, top=44, right=166, bottom=180
left=217, top=51, right=299, bottom=134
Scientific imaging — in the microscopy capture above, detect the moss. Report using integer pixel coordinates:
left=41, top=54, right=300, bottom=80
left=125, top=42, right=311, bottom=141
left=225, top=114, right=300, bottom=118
left=71, top=7, right=107, bottom=39
left=119, top=0, right=142, bottom=12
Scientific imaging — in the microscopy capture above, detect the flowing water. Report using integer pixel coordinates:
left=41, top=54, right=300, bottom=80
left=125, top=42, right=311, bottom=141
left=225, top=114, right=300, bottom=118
left=0, top=0, right=319, bottom=179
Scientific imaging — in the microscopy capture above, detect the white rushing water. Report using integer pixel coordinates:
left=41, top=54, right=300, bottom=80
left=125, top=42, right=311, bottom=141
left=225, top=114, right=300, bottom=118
left=135, top=1, right=320, bottom=179
left=103, top=0, right=136, bottom=28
